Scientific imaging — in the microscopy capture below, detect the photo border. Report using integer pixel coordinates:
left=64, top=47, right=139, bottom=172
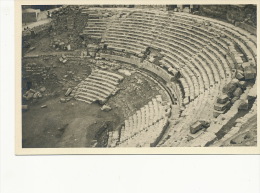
left=15, top=0, right=260, bottom=155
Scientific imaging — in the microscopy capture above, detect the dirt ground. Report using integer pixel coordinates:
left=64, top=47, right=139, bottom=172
left=22, top=97, right=122, bottom=148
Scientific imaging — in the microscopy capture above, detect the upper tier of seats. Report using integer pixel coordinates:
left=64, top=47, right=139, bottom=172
left=82, top=8, right=257, bottom=147
left=82, top=8, right=120, bottom=39
left=86, top=9, right=256, bottom=106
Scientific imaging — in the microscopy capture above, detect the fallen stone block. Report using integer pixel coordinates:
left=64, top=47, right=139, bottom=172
left=118, top=69, right=131, bottom=76
left=214, top=100, right=230, bottom=111
left=101, top=105, right=112, bottom=112
left=237, top=81, right=247, bottom=89
left=199, top=120, right=211, bottom=128
left=231, top=78, right=239, bottom=85
left=29, top=89, right=37, bottom=93
left=40, top=87, right=46, bottom=92
left=236, top=70, right=244, bottom=80
left=26, top=93, right=34, bottom=100
left=244, top=66, right=256, bottom=80
left=66, top=98, right=71, bottom=102
left=41, top=105, right=47, bottom=108
left=233, top=87, right=243, bottom=97
left=238, top=99, right=249, bottom=110
left=247, top=86, right=257, bottom=100
left=33, top=93, right=38, bottom=99
left=37, top=93, right=43, bottom=98
left=65, top=88, right=72, bottom=96
left=60, top=98, right=66, bottom=103
left=242, top=62, right=251, bottom=69
left=190, top=121, right=204, bottom=134
left=217, top=94, right=229, bottom=104
left=222, top=82, right=237, bottom=96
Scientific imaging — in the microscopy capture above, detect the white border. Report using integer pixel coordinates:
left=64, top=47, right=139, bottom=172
left=15, top=0, right=260, bottom=154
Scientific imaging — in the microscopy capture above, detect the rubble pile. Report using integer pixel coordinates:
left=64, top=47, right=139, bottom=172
left=213, top=60, right=256, bottom=118
left=51, top=38, right=72, bottom=51
left=58, top=88, right=74, bottom=104
left=213, top=75, right=256, bottom=118
left=23, top=87, right=46, bottom=101
left=59, top=54, right=68, bottom=63
left=239, top=62, right=257, bottom=80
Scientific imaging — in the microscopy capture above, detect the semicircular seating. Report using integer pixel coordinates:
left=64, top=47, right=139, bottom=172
left=82, top=8, right=257, bottom=147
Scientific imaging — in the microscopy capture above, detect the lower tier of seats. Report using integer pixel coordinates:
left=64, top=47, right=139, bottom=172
left=108, top=95, right=171, bottom=147
left=72, top=69, right=124, bottom=104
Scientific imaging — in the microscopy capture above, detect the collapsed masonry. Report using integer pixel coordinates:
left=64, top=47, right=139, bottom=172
left=214, top=61, right=256, bottom=118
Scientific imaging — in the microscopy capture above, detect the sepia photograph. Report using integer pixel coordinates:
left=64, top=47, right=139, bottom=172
left=16, top=1, right=259, bottom=154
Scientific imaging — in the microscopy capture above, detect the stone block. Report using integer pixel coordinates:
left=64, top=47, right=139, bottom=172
left=233, top=87, right=243, bottom=97
left=26, top=92, right=34, bottom=100
left=247, top=86, right=257, bottom=100
left=101, top=105, right=112, bottom=112
left=60, top=98, right=66, bottom=103
left=231, top=96, right=239, bottom=104
left=238, top=99, right=249, bottom=110
left=37, top=93, right=42, bottom=98
left=244, top=66, right=256, bottom=80
left=217, top=94, right=229, bottom=104
left=235, top=70, right=244, bottom=80
left=190, top=121, right=204, bottom=134
left=237, top=81, right=247, bottom=89
left=213, top=109, right=226, bottom=118
left=214, top=100, right=230, bottom=111
left=222, top=82, right=237, bottom=96
left=33, top=93, right=38, bottom=99
left=231, top=78, right=239, bottom=85
left=65, top=88, right=72, bottom=97
left=40, top=87, right=46, bottom=92
left=242, top=62, right=251, bottom=69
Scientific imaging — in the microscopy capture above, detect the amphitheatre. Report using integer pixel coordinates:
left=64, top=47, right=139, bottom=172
left=21, top=5, right=257, bottom=148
